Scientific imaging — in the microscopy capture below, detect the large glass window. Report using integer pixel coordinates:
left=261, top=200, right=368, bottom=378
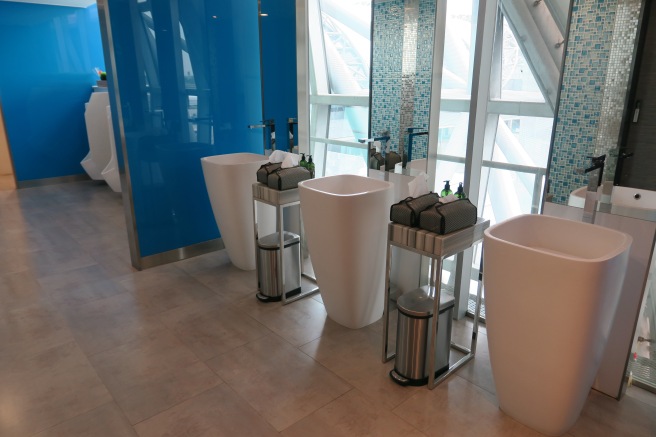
left=431, top=0, right=557, bottom=317
left=308, top=0, right=372, bottom=177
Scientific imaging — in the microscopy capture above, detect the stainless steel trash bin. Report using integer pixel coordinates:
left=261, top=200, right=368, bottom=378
left=390, top=286, right=455, bottom=386
left=256, top=231, right=301, bottom=302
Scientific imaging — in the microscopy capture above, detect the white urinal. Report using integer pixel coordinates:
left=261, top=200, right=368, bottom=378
left=484, top=214, right=632, bottom=436
left=299, top=174, right=392, bottom=329
left=82, top=92, right=111, bottom=180
left=102, top=106, right=121, bottom=193
left=201, top=153, right=269, bottom=270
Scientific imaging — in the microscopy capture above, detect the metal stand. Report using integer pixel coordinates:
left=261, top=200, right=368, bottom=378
left=382, top=218, right=489, bottom=389
left=252, top=183, right=319, bottom=304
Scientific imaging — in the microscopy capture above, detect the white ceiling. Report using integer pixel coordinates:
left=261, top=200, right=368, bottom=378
left=0, top=0, right=96, bottom=8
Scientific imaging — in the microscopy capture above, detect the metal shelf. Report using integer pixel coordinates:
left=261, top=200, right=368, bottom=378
left=382, top=218, right=489, bottom=389
left=252, top=183, right=319, bottom=304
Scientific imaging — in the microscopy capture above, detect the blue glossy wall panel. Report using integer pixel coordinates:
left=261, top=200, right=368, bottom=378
left=0, top=3, right=104, bottom=182
left=106, top=0, right=264, bottom=257
left=261, top=0, right=297, bottom=151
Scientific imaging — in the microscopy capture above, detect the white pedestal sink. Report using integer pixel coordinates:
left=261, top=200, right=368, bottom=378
left=299, top=174, right=393, bottom=329
left=201, top=153, right=268, bottom=270
left=483, top=214, right=632, bottom=436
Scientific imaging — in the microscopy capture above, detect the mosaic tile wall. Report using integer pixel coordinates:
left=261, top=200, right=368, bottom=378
left=596, top=0, right=642, bottom=181
left=399, top=0, right=419, bottom=155
left=371, top=0, right=435, bottom=160
left=372, top=0, right=642, bottom=187
left=371, top=0, right=404, bottom=152
left=410, top=0, right=437, bottom=159
left=549, top=0, right=642, bottom=204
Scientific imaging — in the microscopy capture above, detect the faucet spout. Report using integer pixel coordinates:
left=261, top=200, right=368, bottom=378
left=358, top=132, right=391, bottom=170
left=576, top=154, right=606, bottom=224
left=248, top=119, right=276, bottom=153
left=406, top=127, right=428, bottom=164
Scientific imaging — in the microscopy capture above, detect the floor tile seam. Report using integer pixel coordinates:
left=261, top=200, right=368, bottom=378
left=128, top=382, right=228, bottom=429
left=294, top=326, right=334, bottom=351
left=89, top=358, right=223, bottom=424
left=153, top=299, right=232, bottom=328
left=79, top=317, right=172, bottom=360
left=37, top=276, right=131, bottom=305
left=388, top=376, right=506, bottom=436
left=27, top=400, right=131, bottom=437
left=219, top=370, right=353, bottom=434
left=449, top=373, right=502, bottom=402
left=454, top=360, right=498, bottom=398
left=52, top=288, right=142, bottom=321
left=196, top=326, right=280, bottom=366
left=387, top=404, right=433, bottom=436
left=20, top=345, right=119, bottom=436
left=290, top=343, right=356, bottom=394
left=275, top=387, right=358, bottom=433
left=202, top=333, right=356, bottom=427
left=389, top=375, right=456, bottom=417
left=115, top=270, right=214, bottom=297
left=0, top=339, right=83, bottom=374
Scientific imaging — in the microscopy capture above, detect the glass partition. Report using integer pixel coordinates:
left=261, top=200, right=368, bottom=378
left=104, top=0, right=264, bottom=262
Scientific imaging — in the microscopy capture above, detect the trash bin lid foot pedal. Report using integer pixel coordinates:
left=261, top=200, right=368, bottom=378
left=389, top=364, right=450, bottom=387
left=256, top=287, right=301, bottom=303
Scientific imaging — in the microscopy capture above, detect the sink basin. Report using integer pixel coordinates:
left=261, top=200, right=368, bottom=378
left=483, top=214, right=632, bottom=436
left=201, top=153, right=268, bottom=270
left=567, top=185, right=592, bottom=208
left=299, top=174, right=392, bottom=329
left=610, top=186, right=656, bottom=210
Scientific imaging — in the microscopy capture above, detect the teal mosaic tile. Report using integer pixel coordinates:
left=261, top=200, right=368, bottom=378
left=550, top=0, right=619, bottom=204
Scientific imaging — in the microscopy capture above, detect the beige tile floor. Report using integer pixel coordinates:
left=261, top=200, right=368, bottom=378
left=1, top=180, right=655, bottom=436
left=0, top=174, right=15, bottom=190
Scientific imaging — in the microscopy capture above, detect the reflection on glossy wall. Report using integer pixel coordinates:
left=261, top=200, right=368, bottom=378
left=371, top=0, right=435, bottom=159
left=0, top=2, right=104, bottom=182
left=105, top=0, right=264, bottom=258
left=549, top=0, right=642, bottom=204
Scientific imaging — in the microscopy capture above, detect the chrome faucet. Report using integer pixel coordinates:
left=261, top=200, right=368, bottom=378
left=358, top=134, right=391, bottom=149
left=407, top=127, right=428, bottom=166
left=576, top=154, right=606, bottom=223
left=248, top=119, right=276, bottom=153
left=358, top=131, right=391, bottom=170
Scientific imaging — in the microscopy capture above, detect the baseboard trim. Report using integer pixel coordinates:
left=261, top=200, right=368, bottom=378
left=135, top=238, right=225, bottom=270
left=17, top=174, right=91, bottom=189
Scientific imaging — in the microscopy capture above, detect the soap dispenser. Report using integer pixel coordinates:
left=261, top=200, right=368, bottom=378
left=441, top=180, right=453, bottom=197
left=455, top=182, right=466, bottom=199
left=307, top=155, right=315, bottom=178
left=300, top=153, right=307, bottom=169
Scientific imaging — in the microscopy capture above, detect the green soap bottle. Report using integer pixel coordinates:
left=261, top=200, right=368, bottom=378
left=441, top=180, right=453, bottom=197
left=455, top=182, right=466, bottom=199
left=307, top=155, right=315, bottom=178
left=300, top=153, right=307, bottom=168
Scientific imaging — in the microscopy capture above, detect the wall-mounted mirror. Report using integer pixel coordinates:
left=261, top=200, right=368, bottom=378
left=547, top=0, right=651, bottom=212
left=544, top=0, right=656, bottom=398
